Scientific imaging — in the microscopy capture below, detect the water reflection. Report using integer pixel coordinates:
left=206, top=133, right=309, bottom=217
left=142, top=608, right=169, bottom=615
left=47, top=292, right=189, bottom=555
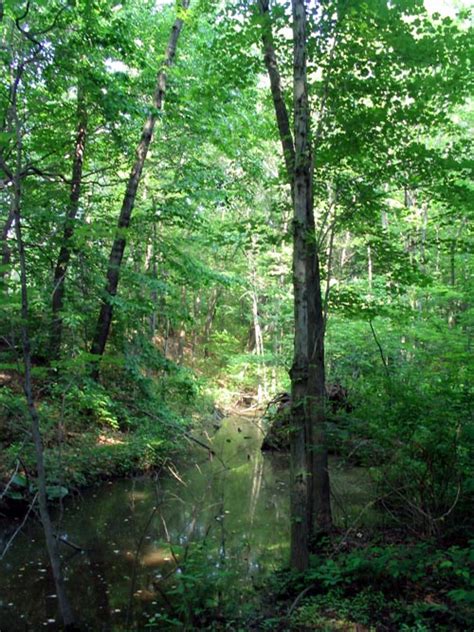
left=0, top=416, right=374, bottom=630
left=0, top=416, right=290, bottom=630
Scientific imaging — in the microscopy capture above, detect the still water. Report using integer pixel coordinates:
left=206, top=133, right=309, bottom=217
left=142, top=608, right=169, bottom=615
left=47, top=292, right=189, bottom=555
left=0, top=416, right=371, bottom=630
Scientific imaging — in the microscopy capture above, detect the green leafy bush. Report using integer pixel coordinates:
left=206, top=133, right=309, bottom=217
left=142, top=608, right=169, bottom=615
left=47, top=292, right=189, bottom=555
left=292, top=542, right=474, bottom=631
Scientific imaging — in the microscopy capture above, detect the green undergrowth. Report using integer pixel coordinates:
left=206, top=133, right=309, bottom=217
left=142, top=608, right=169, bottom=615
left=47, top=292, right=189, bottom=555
left=0, top=357, right=215, bottom=505
left=4, top=420, right=172, bottom=496
left=128, top=535, right=474, bottom=631
left=247, top=539, right=474, bottom=632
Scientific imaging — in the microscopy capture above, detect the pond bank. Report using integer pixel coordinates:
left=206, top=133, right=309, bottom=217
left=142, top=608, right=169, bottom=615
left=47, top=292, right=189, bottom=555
left=0, top=402, right=253, bottom=513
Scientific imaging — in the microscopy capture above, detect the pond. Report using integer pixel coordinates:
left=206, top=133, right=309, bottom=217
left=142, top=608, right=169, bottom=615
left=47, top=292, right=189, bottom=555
left=0, top=415, right=372, bottom=630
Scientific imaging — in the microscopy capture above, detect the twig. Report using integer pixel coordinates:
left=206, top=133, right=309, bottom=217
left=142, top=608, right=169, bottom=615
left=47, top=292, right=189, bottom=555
left=288, top=584, right=314, bottom=616
left=0, top=460, right=20, bottom=500
left=183, top=432, right=217, bottom=457
left=435, top=481, right=461, bottom=522
left=54, top=535, right=84, bottom=552
left=130, top=405, right=218, bottom=457
left=167, top=462, right=187, bottom=487
left=0, top=492, right=38, bottom=560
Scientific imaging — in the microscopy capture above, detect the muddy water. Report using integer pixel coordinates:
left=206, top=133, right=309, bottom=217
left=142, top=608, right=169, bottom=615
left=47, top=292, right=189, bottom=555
left=0, top=416, right=371, bottom=630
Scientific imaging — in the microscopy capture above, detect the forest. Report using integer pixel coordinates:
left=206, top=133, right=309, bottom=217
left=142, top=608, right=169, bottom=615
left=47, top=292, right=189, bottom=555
left=0, top=0, right=473, bottom=630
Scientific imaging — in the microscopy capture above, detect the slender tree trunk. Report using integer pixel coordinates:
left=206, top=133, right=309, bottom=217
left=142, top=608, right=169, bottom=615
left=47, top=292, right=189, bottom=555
left=435, top=225, right=440, bottom=277
left=1, top=43, right=19, bottom=291
left=323, top=222, right=336, bottom=325
left=203, top=287, right=219, bottom=358
left=251, top=289, right=267, bottom=401
left=339, top=230, right=350, bottom=270
left=50, top=85, right=87, bottom=360
left=191, top=291, right=201, bottom=358
left=147, top=222, right=159, bottom=340
left=257, top=0, right=295, bottom=179
left=90, top=0, right=190, bottom=375
left=163, top=317, right=170, bottom=358
left=1, top=206, right=14, bottom=289
left=12, top=117, right=74, bottom=629
left=250, top=292, right=263, bottom=355
left=249, top=240, right=267, bottom=401
left=148, top=262, right=159, bottom=340
left=419, top=203, right=428, bottom=268
left=367, top=244, right=373, bottom=293
left=177, top=286, right=186, bottom=364
left=450, top=240, right=456, bottom=288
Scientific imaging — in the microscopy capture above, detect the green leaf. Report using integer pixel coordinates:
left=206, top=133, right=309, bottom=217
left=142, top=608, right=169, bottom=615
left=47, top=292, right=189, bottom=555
left=11, top=473, right=28, bottom=487
left=45, top=485, right=69, bottom=499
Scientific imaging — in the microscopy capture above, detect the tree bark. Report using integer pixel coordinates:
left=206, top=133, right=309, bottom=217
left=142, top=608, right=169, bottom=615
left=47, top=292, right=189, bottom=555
left=50, top=85, right=87, bottom=360
left=203, top=287, right=219, bottom=358
left=257, top=0, right=295, bottom=179
left=293, top=0, right=331, bottom=539
left=258, top=0, right=332, bottom=571
left=90, top=0, right=190, bottom=375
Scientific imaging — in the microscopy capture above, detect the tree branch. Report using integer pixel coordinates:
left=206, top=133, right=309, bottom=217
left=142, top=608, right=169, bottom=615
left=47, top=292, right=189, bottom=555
left=369, top=320, right=389, bottom=378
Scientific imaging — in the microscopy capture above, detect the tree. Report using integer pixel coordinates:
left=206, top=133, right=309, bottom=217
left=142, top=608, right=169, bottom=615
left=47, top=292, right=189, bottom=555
left=0, top=3, right=75, bottom=625
left=90, top=0, right=191, bottom=375
left=50, top=83, right=87, bottom=360
left=257, top=0, right=331, bottom=570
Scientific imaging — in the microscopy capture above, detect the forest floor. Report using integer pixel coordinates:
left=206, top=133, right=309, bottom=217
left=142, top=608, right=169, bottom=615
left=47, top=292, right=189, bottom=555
left=241, top=531, right=474, bottom=632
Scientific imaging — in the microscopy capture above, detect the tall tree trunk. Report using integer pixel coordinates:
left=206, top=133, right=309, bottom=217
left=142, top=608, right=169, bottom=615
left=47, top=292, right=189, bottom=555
left=291, top=0, right=314, bottom=569
left=50, top=85, right=87, bottom=360
left=203, top=287, right=219, bottom=358
left=258, top=0, right=331, bottom=571
left=12, top=113, right=74, bottom=629
left=90, top=0, right=190, bottom=375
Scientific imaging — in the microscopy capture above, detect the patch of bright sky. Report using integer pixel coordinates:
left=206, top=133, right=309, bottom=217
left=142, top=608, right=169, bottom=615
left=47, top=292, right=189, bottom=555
left=424, top=0, right=459, bottom=17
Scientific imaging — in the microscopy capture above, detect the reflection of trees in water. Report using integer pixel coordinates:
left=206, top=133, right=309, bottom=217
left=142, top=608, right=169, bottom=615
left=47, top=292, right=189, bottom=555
left=1, top=444, right=372, bottom=630
left=87, top=543, right=112, bottom=630
left=249, top=453, right=264, bottom=525
left=131, top=417, right=288, bottom=601
left=0, top=417, right=291, bottom=629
